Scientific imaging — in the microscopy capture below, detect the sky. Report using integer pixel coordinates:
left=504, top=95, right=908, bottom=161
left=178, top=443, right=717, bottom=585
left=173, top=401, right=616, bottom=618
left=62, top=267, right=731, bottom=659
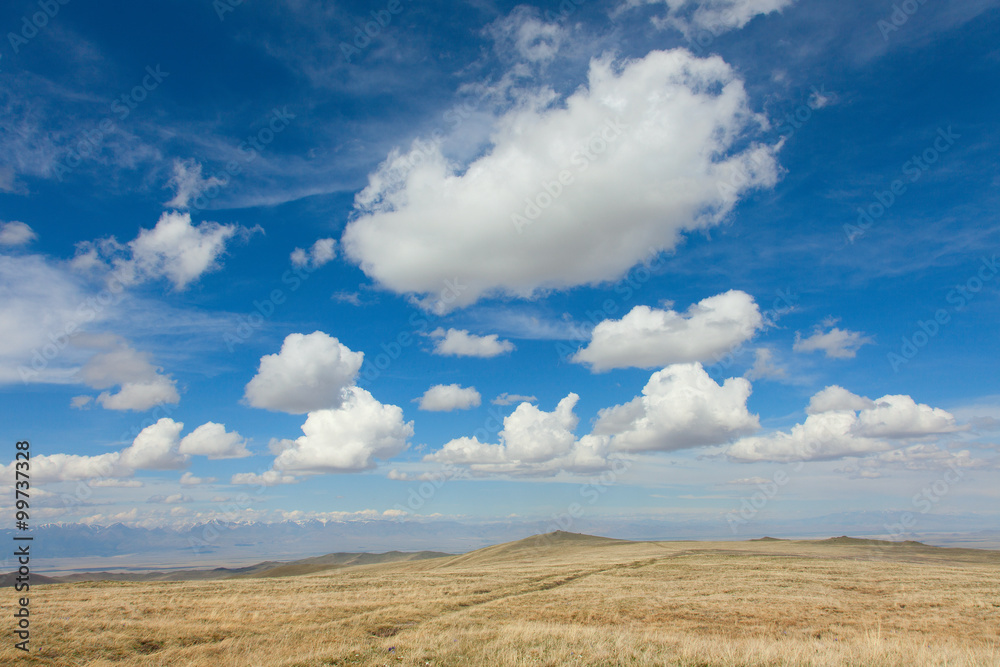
left=1, top=0, right=999, bottom=553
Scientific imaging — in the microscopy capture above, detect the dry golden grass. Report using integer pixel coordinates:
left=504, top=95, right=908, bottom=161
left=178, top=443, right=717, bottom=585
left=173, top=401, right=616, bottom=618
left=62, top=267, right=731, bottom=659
left=6, top=533, right=1000, bottom=666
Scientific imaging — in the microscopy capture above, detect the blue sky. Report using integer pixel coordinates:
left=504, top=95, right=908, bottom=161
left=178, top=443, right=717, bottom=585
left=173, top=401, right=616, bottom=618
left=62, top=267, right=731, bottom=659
left=1, top=0, right=999, bottom=547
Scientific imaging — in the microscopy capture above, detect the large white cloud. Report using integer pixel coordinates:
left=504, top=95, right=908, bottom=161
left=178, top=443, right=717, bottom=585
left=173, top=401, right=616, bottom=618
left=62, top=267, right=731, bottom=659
left=593, top=363, right=759, bottom=451
left=426, top=394, right=599, bottom=475
left=0, top=418, right=247, bottom=484
left=572, top=291, right=763, bottom=371
left=125, top=211, right=242, bottom=289
left=118, top=418, right=188, bottom=470
left=855, top=395, right=963, bottom=439
left=178, top=421, right=251, bottom=459
left=727, top=411, right=887, bottom=462
left=16, top=452, right=123, bottom=485
left=342, top=49, right=780, bottom=310
left=491, top=395, right=581, bottom=462
left=75, top=211, right=252, bottom=290
left=271, top=387, right=413, bottom=473
left=244, top=331, right=364, bottom=414
left=417, top=384, right=482, bottom=412
left=806, top=385, right=874, bottom=415
left=427, top=363, right=758, bottom=476
left=76, top=340, right=180, bottom=411
left=428, top=328, right=515, bottom=358
left=728, top=387, right=965, bottom=462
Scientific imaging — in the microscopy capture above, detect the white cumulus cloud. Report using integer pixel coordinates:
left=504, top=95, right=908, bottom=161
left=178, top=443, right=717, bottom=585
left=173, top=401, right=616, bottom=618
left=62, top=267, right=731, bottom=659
left=290, top=238, right=336, bottom=269
left=179, top=471, right=217, bottom=486
left=75, top=340, right=180, bottom=412
left=341, top=49, right=780, bottom=310
left=572, top=291, right=763, bottom=371
left=1, top=418, right=246, bottom=484
left=244, top=331, right=364, bottom=414
left=95, top=377, right=180, bottom=411
left=794, top=322, right=874, bottom=359
left=178, top=421, right=251, bottom=459
left=119, top=418, right=188, bottom=470
left=75, top=211, right=252, bottom=290
left=427, top=394, right=587, bottom=472
left=593, top=363, right=760, bottom=452
left=0, top=221, right=36, bottom=246
left=428, top=363, right=759, bottom=476
left=271, top=387, right=413, bottom=473
left=728, top=387, right=965, bottom=462
left=428, top=328, right=515, bottom=358
left=416, top=384, right=482, bottom=412
left=855, top=395, right=963, bottom=439
left=807, top=385, right=874, bottom=415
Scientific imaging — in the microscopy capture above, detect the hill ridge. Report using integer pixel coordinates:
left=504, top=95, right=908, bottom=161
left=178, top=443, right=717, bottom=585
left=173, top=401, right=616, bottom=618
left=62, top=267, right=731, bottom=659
left=4, top=549, right=450, bottom=586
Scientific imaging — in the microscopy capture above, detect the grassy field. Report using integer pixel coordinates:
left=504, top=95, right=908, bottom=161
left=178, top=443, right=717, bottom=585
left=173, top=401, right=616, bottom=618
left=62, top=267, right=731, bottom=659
left=7, top=532, right=1000, bottom=666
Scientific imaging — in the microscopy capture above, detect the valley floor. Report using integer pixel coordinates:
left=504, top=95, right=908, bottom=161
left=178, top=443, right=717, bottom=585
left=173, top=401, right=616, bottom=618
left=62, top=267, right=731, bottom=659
left=6, top=533, right=1000, bottom=666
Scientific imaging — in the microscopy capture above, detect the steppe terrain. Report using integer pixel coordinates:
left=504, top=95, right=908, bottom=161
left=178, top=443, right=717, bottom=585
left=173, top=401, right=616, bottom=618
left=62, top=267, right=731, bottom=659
left=6, top=531, right=999, bottom=666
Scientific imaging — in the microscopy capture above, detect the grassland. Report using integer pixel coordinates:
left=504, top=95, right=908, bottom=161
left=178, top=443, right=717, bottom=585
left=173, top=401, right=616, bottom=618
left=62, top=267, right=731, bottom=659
left=7, top=532, right=1000, bottom=666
